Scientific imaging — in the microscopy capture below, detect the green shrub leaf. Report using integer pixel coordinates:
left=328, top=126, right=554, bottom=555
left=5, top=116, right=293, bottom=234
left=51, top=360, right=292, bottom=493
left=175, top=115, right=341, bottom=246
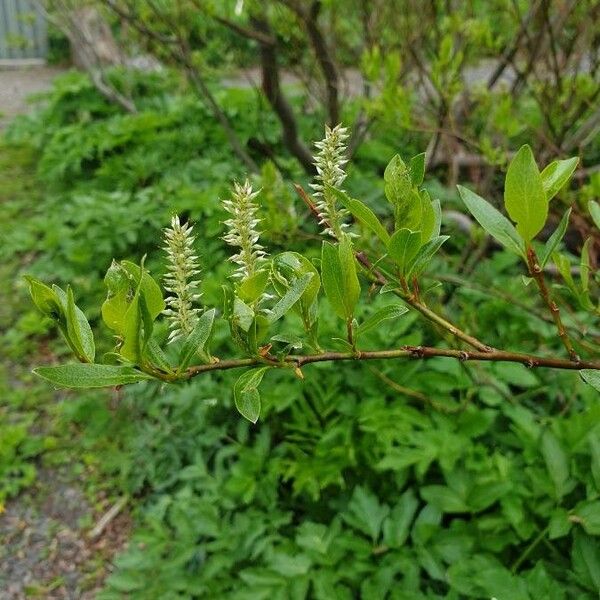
left=388, top=228, right=422, bottom=274
left=540, top=209, right=571, bottom=268
left=321, top=236, right=360, bottom=321
left=589, top=200, right=600, bottom=230
left=458, top=185, right=525, bottom=257
left=504, top=144, right=547, bottom=241
left=356, top=304, right=408, bottom=337
left=178, top=308, right=216, bottom=370
left=541, top=157, right=578, bottom=200
left=234, top=367, right=269, bottom=423
left=33, top=363, right=152, bottom=388
left=329, top=186, right=390, bottom=245
left=267, top=272, right=314, bottom=324
left=65, top=286, right=95, bottom=363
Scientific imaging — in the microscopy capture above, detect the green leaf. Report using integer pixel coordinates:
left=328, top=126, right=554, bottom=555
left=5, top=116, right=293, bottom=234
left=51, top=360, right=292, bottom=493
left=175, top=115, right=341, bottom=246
left=101, top=261, right=131, bottom=334
left=418, top=190, right=436, bottom=243
left=410, top=152, right=426, bottom=186
left=65, top=286, right=95, bottom=362
left=120, top=280, right=143, bottom=364
left=574, top=501, right=600, bottom=535
left=384, top=154, right=421, bottom=229
left=145, top=339, right=172, bottom=373
left=540, top=157, right=578, bottom=200
left=458, top=185, right=525, bottom=257
left=581, top=370, right=600, bottom=392
left=329, top=186, right=390, bottom=245
left=321, top=236, right=360, bottom=321
left=420, top=485, right=469, bottom=513
left=344, top=486, right=389, bottom=542
left=388, top=228, right=422, bottom=274
left=589, top=200, right=600, bottom=230
left=272, top=252, right=321, bottom=320
left=539, top=209, right=571, bottom=268
left=383, top=489, right=419, bottom=548
left=53, top=285, right=95, bottom=363
left=356, top=304, right=408, bottom=337
left=504, top=144, right=547, bottom=241
left=407, top=235, right=449, bottom=277
left=541, top=430, right=570, bottom=500
left=267, top=273, right=314, bottom=324
left=572, top=531, right=600, bottom=592
left=238, top=270, right=270, bottom=304
left=234, top=367, right=269, bottom=423
left=121, top=260, right=166, bottom=320
left=25, top=276, right=62, bottom=319
left=178, top=308, right=216, bottom=371
left=33, top=364, right=152, bottom=388
left=233, top=297, right=255, bottom=332
left=338, top=234, right=360, bottom=317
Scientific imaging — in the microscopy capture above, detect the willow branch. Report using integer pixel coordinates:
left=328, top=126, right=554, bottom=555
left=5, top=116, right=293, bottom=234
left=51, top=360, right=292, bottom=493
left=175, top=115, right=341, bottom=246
left=184, top=345, right=600, bottom=379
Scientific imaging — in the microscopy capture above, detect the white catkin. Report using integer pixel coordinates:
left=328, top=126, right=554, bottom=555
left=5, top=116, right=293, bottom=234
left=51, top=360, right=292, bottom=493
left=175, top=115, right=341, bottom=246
left=163, top=215, right=202, bottom=344
left=222, top=180, right=267, bottom=281
left=310, top=123, right=350, bottom=237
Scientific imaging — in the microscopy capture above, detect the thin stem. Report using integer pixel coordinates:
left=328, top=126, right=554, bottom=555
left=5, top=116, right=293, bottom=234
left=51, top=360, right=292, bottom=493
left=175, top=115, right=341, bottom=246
left=183, top=345, right=600, bottom=380
left=527, top=246, right=580, bottom=363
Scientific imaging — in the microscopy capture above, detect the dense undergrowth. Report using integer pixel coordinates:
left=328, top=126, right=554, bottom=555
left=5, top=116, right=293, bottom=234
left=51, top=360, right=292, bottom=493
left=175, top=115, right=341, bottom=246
left=2, top=69, right=600, bottom=598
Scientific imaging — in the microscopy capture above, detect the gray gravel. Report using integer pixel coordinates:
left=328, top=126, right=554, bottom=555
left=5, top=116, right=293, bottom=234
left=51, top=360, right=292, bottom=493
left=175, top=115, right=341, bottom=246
left=0, top=66, right=63, bottom=130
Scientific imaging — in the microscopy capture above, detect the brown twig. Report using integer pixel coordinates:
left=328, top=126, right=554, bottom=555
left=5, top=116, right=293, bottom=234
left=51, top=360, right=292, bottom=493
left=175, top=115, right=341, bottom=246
left=527, top=246, right=580, bottom=362
left=184, top=345, right=600, bottom=380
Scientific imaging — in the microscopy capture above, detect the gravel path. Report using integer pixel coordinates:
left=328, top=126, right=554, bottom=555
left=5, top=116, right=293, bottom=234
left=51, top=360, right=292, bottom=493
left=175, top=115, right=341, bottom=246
left=0, top=66, right=64, bottom=130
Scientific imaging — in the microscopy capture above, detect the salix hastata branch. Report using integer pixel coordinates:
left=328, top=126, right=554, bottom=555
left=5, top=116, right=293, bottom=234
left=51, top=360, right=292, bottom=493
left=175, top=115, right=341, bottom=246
left=27, top=126, right=600, bottom=421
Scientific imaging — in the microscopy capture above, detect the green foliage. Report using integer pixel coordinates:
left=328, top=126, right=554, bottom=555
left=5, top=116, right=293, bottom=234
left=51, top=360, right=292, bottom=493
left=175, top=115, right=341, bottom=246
left=4, top=66, right=600, bottom=600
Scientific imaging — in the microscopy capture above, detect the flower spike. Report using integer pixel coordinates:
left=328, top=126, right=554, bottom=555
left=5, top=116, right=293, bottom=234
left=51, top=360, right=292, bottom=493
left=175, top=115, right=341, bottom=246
left=163, top=215, right=202, bottom=343
left=310, top=124, right=350, bottom=237
left=223, top=180, right=267, bottom=280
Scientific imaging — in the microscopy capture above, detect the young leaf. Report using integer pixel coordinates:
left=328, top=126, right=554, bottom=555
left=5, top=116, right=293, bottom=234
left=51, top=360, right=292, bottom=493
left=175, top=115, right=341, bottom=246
left=539, top=209, right=571, bottom=268
left=356, top=304, right=408, bottom=337
left=121, top=260, right=166, bottom=320
left=65, top=286, right=95, bottom=363
left=145, top=339, right=173, bottom=373
left=178, top=308, right=216, bottom=371
left=33, top=364, right=153, bottom=388
left=234, top=367, right=269, bottom=423
left=458, top=185, right=525, bottom=257
left=589, top=200, right=600, bottom=230
left=409, top=152, right=426, bottom=186
left=267, top=272, right=314, bottom=324
left=504, top=144, right=547, bottom=241
left=540, top=157, right=578, bottom=200
left=407, top=235, right=450, bottom=277
left=120, top=281, right=143, bottom=363
left=322, top=237, right=360, bottom=321
left=238, top=270, right=270, bottom=304
left=388, top=228, right=422, bottom=274
left=581, top=370, right=600, bottom=392
left=385, top=155, right=421, bottom=229
left=541, top=430, right=570, bottom=500
left=271, top=252, right=321, bottom=319
left=419, top=190, right=436, bottom=243
left=25, top=276, right=62, bottom=318
left=329, top=187, right=390, bottom=245
left=101, top=262, right=131, bottom=334
left=338, top=234, right=361, bottom=318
